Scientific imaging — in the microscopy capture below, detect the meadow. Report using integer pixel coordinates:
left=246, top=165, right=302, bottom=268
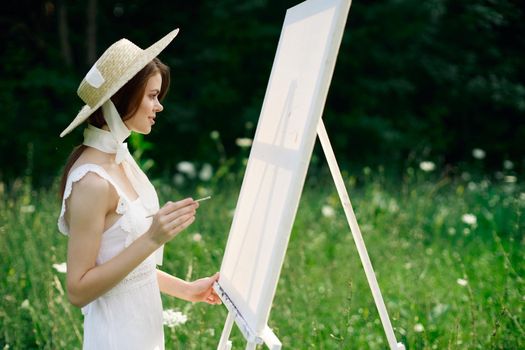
left=0, top=163, right=523, bottom=349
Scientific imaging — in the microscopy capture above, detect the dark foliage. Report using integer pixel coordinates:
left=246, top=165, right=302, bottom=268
left=0, top=0, right=523, bottom=185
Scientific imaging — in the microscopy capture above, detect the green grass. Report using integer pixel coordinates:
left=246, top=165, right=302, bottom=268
left=0, top=167, right=523, bottom=349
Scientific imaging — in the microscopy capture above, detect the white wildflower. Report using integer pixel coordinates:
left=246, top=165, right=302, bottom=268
left=472, top=148, right=486, bottom=160
left=21, top=299, right=30, bottom=310
left=461, top=213, right=477, bottom=226
left=199, top=163, right=213, bottom=182
left=419, top=161, right=435, bottom=172
left=173, top=174, right=185, bottom=186
left=467, top=182, right=477, bottom=191
left=52, top=262, right=67, bottom=274
left=431, top=303, right=448, bottom=318
left=163, top=309, right=187, bottom=328
left=210, top=130, right=220, bottom=140
left=504, top=175, right=517, bottom=183
left=413, top=323, right=424, bottom=333
left=235, top=138, right=253, bottom=148
left=322, top=205, right=335, bottom=218
left=457, top=278, right=468, bottom=287
left=20, top=205, right=35, bottom=214
left=447, top=227, right=456, bottom=236
left=503, top=160, right=514, bottom=170
left=177, top=161, right=196, bottom=178
left=192, top=233, right=202, bottom=242
left=520, top=193, right=525, bottom=201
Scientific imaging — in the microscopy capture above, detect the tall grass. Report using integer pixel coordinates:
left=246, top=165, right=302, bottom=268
left=0, top=166, right=523, bottom=349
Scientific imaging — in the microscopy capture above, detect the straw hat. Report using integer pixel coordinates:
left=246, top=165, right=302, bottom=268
left=60, top=28, right=180, bottom=137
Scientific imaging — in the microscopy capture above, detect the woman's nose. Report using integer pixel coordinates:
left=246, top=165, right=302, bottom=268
left=155, top=101, right=163, bottom=112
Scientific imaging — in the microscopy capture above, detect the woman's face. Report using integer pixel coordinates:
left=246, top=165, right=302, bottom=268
left=125, top=72, right=164, bottom=134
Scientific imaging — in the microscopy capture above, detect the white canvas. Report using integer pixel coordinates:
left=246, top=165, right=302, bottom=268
left=218, top=0, right=351, bottom=337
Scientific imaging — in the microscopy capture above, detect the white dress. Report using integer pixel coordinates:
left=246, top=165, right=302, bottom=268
left=58, top=164, right=164, bottom=350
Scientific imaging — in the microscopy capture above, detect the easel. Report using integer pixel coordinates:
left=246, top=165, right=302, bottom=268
left=213, top=0, right=405, bottom=348
left=214, top=120, right=405, bottom=350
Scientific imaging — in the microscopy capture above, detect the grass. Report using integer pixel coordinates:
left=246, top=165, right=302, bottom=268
left=0, top=165, right=523, bottom=349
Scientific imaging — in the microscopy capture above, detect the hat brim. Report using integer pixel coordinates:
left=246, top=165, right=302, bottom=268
left=60, top=28, right=179, bottom=137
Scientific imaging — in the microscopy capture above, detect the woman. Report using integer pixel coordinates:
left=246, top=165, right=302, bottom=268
left=57, top=29, right=220, bottom=349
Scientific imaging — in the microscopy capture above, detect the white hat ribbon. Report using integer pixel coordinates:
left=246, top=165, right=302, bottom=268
left=115, top=143, right=129, bottom=164
left=82, top=100, right=163, bottom=265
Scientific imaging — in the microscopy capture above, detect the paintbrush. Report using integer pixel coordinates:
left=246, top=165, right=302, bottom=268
left=145, top=196, right=211, bottom=218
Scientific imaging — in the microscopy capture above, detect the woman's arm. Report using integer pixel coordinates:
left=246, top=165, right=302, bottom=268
left=157, top=269, right=221, bottom=305
left=66, top=173, right=198, bottom=308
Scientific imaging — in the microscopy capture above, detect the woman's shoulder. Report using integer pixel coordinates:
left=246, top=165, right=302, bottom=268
left=66, top=165, right=114, bottom=199
left=66, top=156, right=118, bottom=200
left=73, top=170, right=111, bottom=190
left=64, top=148, right=129, bottom=205
left=62, top=171, right=115, bottom=233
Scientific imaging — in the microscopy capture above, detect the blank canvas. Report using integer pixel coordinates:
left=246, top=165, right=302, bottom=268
left=218, top=0, right=351, bottom=336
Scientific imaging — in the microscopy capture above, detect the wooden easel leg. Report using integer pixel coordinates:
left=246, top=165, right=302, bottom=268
left=317, top=119, right=404, bottom=350
left=217, top=311, right=235, bottom=350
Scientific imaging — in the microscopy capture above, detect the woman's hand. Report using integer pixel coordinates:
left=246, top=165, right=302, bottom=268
left=147, top=198, right=199, bottom=246
left=186, top=272, right=222, bottom=305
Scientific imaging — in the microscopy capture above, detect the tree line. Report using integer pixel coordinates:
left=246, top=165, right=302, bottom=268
left=0, top=0, right=523, bottom=186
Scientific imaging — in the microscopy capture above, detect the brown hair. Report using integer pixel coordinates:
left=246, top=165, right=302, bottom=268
left=59, top=57, right=170, bottom=198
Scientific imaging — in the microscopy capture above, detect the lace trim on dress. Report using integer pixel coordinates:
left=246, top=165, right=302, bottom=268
left=104, top=258, right=157, bottom=297
left=57, top=164, right=132, bottom=235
